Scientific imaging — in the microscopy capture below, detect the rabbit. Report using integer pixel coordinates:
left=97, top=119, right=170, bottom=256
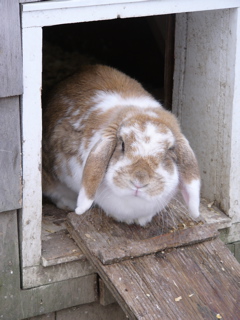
left=42, top=64, right=200, bottom=226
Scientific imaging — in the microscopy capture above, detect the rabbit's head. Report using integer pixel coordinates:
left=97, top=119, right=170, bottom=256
left=76, top=106, right=200, bottom=226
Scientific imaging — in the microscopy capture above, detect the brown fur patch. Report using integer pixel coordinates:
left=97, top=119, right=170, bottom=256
left=175, top=137, right=200, bottom=183
left=82, top=138, right=117, bottom=199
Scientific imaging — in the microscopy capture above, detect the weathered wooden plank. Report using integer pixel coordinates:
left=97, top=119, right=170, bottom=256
left=99, top=278, right=116, bottom=306
left=21, top=202, right=95, bottom=288
left=111, top=239, right=240, bottom=320
left=0, top=97, right=22, bottom=212
left=173, top=9, right=240, bottom=223
left=0, top=210, right=22, bottom=320
left=234, top=241, right=240, bottom=262
left=24, top=312, right=56, bottom=320
left=19, top=0, right=41, bottom=2
left=56, top=301, right=127, bottom=320
left=25, top=312, right=55, bottom=320
left=21, top=0, right=240, bottom=29
left=70, top=236, right=240, bottom=319
left=37, top=314, right=56, bottom=320
left=41, top=202, right=84, bottom=267
left=20, top=274, right=98, bottom=319
left=20, top=26, right=43, bottom=268
left=41, top=229, right=85, bottom=267
left=67, top=205, right=240, bottom=319
left=22, top=259, right=95, bottom=289
left=0, top=211, right=98, bottom=320
left=0, top=0, right=22, bottom=97
left=67, top=201, right=218, bottom=265
left=69, top=216, right=217, bottom=264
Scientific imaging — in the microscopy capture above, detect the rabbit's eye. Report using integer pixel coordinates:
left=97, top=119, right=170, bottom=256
left=121, top=141, right=125, bottom=152
left=167, top=145, right=177, bottom=162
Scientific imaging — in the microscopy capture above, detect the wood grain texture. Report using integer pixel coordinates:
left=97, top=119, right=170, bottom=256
left=21, top=1, right=240, bottom=29
left=99, top=278, right=116, bottom=306
left=25, top=312, right=55, bottom=320
left=0, top=0, right=22, bottom=97
left=42, top=229, right=85, bottom=267
left=0, top=97, right=22, bottom=212
left=21, top=274, right=98, bottom=319
left=67, top=202, right=218, bottom=265
left=67, top=205, right=240, bottom=320
left=0, top=211, right=98, bottom=320
left=0, top=211, right=21, bottom=319
left=56, top=301, right=127, bottom=320
left=22, top=259, right=95, bottom=289
left=42, top=202, right=84, bottom=267
left=172, top=10, right=240, bottom=223
left=20, top=26, right=42, bottom=268
left=19, top=0, right=41, bottom=2
left=98, top=240, right=240, bottom=320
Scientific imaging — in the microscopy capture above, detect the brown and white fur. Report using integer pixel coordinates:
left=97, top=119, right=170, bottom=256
left=42, top=64, right=200, bottom=226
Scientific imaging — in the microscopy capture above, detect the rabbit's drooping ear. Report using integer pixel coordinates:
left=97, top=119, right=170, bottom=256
left=75, top=136, right=117, bottom=215
left=176, top=135, right=201, bottom=219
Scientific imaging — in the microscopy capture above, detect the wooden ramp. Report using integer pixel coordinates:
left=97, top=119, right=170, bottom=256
left=67, top=201, right=240, bottom=320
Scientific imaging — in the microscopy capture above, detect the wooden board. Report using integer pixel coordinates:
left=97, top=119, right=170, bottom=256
left=19, top=0, right=41, bottom=2
left=42, top=202, right=84, bottom=267
left=67, top=201, right=218, bottom=265
left=99, top=278, right=116, bottom=306
left=0, top=0, right=22, bottom=97
left=67, top=204, right=240, bottom=319
left=42, top=229, right=84, bottom=267
left=172, top=10, right=240, bottom=224
left=21, top=201, right=94, bottom=289
left=0, top=210, right=98, bottom=320
left=22, top=0, right=240, bottom=30
left=97, top=239, right=240, bottom=320
left=56, top=301, right=127, bottom=320
left=20, top=25, right=43, bottom=269
left=0, top=97, right=22, bottom=212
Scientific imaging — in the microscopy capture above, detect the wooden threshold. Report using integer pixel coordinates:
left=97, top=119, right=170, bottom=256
left=42, top=202, right=84, bottom=267
left=67, top=208, right=218, bottom=265
left=41, top=197, right=231, bottom=267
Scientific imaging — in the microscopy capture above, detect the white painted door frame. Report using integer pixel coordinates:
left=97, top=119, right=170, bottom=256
left=173, top=9, right=240, bottom=224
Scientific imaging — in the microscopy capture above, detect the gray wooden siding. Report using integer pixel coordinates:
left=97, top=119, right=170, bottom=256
left=0, top=0, right=22, bottom=98
left=0, top=211, right=98, bottom=320
left=0, top=97, right=22, bottom=212
left=19, top=0, right=41, bottom=2
left=0, top=0, right=23, bottom=212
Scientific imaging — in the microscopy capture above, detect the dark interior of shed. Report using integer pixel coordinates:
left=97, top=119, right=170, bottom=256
left=42, top=15, right=174, bottom=109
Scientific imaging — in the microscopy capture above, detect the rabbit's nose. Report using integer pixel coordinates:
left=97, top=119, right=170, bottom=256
left=132, top=169, right=150, bottom=187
